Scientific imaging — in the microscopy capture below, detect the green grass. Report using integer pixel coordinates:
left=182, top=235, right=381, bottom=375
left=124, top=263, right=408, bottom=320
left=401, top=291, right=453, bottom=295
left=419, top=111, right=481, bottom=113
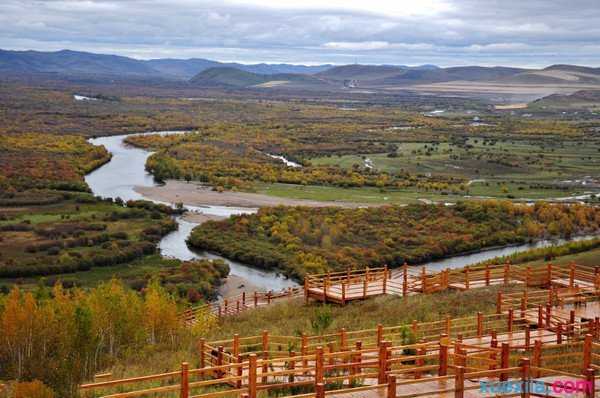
left=309, top=139, right=600, bottom=185
left=251, top=181, right=586, bottom=205
left=253, top=182, right=465, bottom=204
left=206, top=285, right=523, bottom=340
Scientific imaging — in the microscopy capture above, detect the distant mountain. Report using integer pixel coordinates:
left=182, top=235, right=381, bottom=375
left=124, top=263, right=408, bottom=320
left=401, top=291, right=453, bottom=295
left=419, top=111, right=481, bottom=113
left=316, top=64, right=440, bottom=82
left=144, top=58, right=222, bottom=79
left=316, top=65, right=405, bottom=81
left=315, top=65, right=526, bottom=86
left=145, top=58, right=331, bottom=79
left=189, top=67, right=328, bottom=88
left=0, top=49, right=331, bottom=80
left=0, top=49, right=160, bottom=77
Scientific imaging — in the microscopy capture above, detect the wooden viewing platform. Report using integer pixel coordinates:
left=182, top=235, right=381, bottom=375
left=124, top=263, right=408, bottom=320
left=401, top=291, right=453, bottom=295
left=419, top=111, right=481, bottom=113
left=304, top=262, right=600, bottom=305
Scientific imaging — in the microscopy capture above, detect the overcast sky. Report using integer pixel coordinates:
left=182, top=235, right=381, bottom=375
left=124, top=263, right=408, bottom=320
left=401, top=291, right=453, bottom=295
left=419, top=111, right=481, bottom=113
left=1, top=0, right=600, bottom=67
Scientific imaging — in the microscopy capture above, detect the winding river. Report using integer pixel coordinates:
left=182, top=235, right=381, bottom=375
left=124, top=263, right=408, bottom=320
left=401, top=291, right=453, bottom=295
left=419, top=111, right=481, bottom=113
left=85, top=132, right=297, bottom=291
left=85, top=131, right=598, bottom=290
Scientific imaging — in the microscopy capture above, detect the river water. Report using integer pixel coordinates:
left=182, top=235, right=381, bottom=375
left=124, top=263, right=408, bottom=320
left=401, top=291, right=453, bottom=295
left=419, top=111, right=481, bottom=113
left=85, top=132, right=297, bottom=291
left=85, top=131, right=598, bottom=289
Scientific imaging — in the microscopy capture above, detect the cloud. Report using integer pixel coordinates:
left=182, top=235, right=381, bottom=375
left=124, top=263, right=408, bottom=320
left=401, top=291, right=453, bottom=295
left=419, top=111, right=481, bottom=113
left=1, top=0, right=600, bottom=66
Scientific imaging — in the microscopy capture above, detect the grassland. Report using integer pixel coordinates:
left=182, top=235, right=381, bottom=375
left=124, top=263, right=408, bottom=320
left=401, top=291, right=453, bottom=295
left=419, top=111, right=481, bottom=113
left=309, top=139, right=600, bottom=198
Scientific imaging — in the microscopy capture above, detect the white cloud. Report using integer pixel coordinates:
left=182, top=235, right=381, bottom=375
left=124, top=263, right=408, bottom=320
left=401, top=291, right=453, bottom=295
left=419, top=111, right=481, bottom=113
left=1, top=0, right=600, bottom=66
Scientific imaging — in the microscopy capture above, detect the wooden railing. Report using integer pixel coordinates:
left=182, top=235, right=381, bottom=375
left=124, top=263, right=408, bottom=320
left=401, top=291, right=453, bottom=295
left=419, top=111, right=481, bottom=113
left=182, top=286, right=304, bottom=325
left=305, top=262, right=600, bottom=304
left=81, top=328, right=599, bottom=398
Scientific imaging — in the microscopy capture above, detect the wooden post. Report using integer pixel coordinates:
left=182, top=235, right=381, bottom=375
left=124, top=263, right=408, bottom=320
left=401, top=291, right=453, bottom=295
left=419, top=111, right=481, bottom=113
left=421, top=267, right=427, bottom=293
left=180, top=362, right=189, bottom=398
left=586, top=368, right=595, bottom=398
left=383, top=265, right=388, bottom=294
left=236, top=354, right=242, bottom=389
left=584, top=334, right=592, bottom=371
left=403, top=263, right=408, bottom=297
left=477, top=312, right=483, bottom=337
left=254, top=291, right=258, bottom=307
left=304, top=279, right=309, bottom=304
left=500, top=343, right=509, bottom=382
left=570, top=263, right=576, bottom=288
left=377, top=324, right=384, bottom=346
left=315, top=346, right=324, bottom=384
left=556, top=323, right=563, bottom=344
left=341, top=282, right=346, bottom=305
left=378, top=341, right=390, bottom=384
left=262, top=330, right=269, bottom=384
left=525, top=325, right=531, bottom=350
left=521, top=291, right=527, bottom=319
left=242, top=291, right=246, bottom=307
left=249, top=354, right=257, bottom=398
left=198, top=338, right=206, bottom=368
left=504, top=261, right=510, bottom=285
left=301, top=333, right=308, bottom=372
left=547, top=263, right=553, bottom=285
left=520, top=358, right=530, bottom=398
left=537, top=305, right=543, bottom=328
left=233, top=334, right=240, bottom=358
left=454, top=341, right=464, bottom=367
left=526, top=266, right=531, bottom=287
left=533, top=340, right=542, bottom=378
left=490, top=338, right=498, bottom=370
left=355, top=341, right=363, bottom=376
left=387, top=374, right=397, bottom=398
left=363, top=278, right=368, bottom=299
left=454, top=366, right=465, bottom=398
left=485, top=264, right=490, bottom=286
left=507, top=308, right=514, bottom=332
left=496, top=292, right=503, bottom=314
left=315, top=383, right=325, bottom=398
left=445, top=315, right=451, bottom=335
left=464, top=266, right=470, bottom=290
left=569, top=310, right=576, bottom=336
left=236, top=299, right=240, bottom=314
left=439, top=334, right=448, bottom=376
left=545, top=303, right=551, bottom=328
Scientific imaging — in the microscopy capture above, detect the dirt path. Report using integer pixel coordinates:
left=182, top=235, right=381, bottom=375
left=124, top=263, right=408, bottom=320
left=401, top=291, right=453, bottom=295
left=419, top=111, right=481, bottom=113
left=135, top=180, right=369, bottom=209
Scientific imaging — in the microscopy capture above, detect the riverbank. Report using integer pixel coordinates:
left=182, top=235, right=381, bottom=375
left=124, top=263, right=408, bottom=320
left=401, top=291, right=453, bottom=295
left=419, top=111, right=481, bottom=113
left=135, top=180, right=371, bottom=209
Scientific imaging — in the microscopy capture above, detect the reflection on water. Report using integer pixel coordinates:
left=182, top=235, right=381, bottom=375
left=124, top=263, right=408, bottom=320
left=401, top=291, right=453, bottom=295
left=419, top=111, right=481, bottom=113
left=86, top=132, right=297, bottom=290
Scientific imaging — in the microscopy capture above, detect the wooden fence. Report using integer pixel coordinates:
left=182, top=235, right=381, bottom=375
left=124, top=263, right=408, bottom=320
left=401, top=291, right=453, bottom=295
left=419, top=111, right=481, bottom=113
left=305, top=262, right=600, bottom=304
left=81, top=331, right=599, bottom=398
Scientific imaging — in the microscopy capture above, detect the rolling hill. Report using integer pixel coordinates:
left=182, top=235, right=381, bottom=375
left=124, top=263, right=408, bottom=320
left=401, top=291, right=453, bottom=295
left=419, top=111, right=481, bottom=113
left=189, top=67, right=329, bottom=88
left=0, top=49, right=331, bottom=80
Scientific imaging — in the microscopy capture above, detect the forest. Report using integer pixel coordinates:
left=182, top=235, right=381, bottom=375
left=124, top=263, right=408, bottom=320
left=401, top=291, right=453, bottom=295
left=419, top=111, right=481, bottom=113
left=0, top=280, right=214, bottom=397
left=189, top=201, right=600, bottom=279
left=0, top=133, right=110, bottom=192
